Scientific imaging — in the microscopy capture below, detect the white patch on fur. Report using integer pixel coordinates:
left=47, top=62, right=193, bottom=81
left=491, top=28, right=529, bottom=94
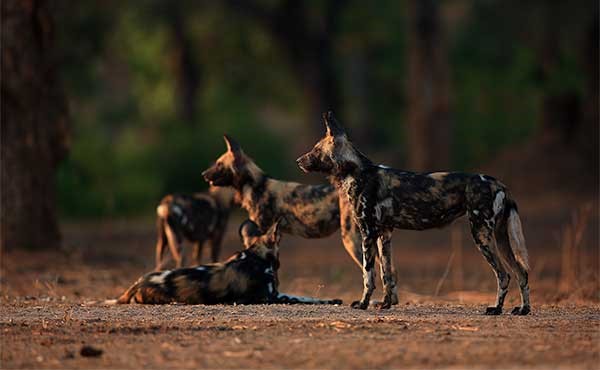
left=195, top=266, right=206, bottom=271
left=428, top=172, right=449, bottom=180
left=479, top=174, right=486, bottom=181
left=172, top=205, right=183, bottom=215
left=264, top=267, right=274, bottom=275
left=149, top=270, right=171, bottom=284
left=156, top=204, right=169, bottom=218
left=374, top=198, right=393, bottom=221
left=239, top=252, right=247, bottom=260
left=267, top=283, right=274, bottom=294
left=472, top=210, right=480, bottom=215
left=493, top=191, right=505, bottom=216
left=377, top=164, right=391, bottom=169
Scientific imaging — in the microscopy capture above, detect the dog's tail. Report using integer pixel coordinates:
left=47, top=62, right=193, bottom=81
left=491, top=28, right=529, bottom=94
left=505, top=199, right=529, bottom=272
left=115, top=278, right=143, bottom=304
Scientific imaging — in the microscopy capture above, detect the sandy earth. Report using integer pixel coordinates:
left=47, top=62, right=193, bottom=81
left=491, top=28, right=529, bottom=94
left=1, top=207, right=599, bottom=369
left=1, top=300, right=599, bottom=369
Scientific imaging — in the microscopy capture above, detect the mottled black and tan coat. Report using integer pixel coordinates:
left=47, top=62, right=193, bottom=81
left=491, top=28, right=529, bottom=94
left=117, top=221, right=342, bottom=305
left=297, top=112, right=530, bottom=315
left=155, top=186, right=236, bottom=270
left=202, top=135, right=399, bottom=304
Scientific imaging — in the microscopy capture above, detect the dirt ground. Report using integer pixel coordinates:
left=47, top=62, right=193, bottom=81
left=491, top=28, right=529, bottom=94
left=1, top=198, right=599, bottom=369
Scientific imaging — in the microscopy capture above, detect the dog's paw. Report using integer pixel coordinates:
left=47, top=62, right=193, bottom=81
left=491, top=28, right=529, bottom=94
left=374, top=296, right=393, bottom=310
left=351, top=300, right=368, bottom=310
left=484, top=306, right=502, bottom=315
left=511, top=306, right=530, bottom=316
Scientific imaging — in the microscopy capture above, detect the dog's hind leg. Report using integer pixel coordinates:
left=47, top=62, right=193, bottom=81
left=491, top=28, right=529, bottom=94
left=165, top=224, right=184, bottom=268
left=191, top=240, right=204, bottom=266
left=376, top=230, right=396, bottom=309
left=155, top=218, right=168, bottom=271
left=495, top=214, right=530, bottom=315
left=469, top=211, right=510, bottom=315
left=209, top=228, right=226, bottom=263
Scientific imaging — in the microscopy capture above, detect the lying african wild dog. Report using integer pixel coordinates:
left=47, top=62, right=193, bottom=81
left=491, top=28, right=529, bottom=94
left=117, top=220, right=342, bottom=305
left=201, top=135, right=399, bottom=305
left=155, top=186, right=236, bottom=270
left=297, top=111, right=530, bottom=315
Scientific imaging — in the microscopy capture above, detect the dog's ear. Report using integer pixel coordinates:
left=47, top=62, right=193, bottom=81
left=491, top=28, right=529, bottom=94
left=223, top=134, right=242, bottom=154
left=265, top=219, right=282, bottom=247
left=323, top=111, right=346, bottom=137
left=239, top=219, right=261, bottom=248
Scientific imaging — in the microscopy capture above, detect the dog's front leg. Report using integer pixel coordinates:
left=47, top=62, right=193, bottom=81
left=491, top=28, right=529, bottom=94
left=352, top=227, right=377, bottom=309
left=377, top=230, right=395, bottom=309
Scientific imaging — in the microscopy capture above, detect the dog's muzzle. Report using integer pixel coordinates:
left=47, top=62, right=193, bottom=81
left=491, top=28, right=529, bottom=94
left=296, top=155, right=313, bottom=173
left=201, top=169, right=213, bottom=184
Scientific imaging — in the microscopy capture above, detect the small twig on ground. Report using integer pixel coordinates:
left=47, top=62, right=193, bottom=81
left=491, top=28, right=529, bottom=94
left=434, top=250, right=455, bottom=297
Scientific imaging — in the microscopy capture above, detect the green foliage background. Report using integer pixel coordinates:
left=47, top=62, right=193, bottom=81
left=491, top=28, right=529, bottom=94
left=55, top=0, right=590, bottom=218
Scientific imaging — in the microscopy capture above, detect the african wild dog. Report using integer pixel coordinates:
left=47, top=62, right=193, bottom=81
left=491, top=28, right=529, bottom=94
left=297, top=112, right=530, bottom=315
left=201, top=135, right=399, bottom=305
left=155, top=186, right=236, bottom=270
left=117, top=220, right=342, bottom=305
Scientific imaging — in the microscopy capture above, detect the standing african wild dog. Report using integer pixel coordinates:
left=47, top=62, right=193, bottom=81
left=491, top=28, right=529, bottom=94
left=297, top=112, right=530, bottom=315
left=155, top=186, right=236, bottom=270
left=201, top=135, right=399, bottom=304
left=117, top=220, right=342, bottom=305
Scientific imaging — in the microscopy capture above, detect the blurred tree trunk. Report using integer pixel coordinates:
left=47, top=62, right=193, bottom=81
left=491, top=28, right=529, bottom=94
left=535, top=5, right=597, bottom=173
left=536, top=5, right=581, bottom=142
left=1, top=0, right=69, bottom=250
left=166, top=1, right=200, bottom=125
left=343, top=51, right=374, bottom=151
left=578, top=15, right=599, bottom=170
left=406, top=0, right=451, bottom=171
left=225, top=0, right=345, bottom=135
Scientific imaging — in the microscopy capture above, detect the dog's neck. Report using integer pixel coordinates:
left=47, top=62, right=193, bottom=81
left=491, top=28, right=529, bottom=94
left=331, top=143, right=373, bottom=184
left=232, top=158, right=266, bottom=191
left=232, top=159, right=269, bottom=212
left=208, top=186, right=236, bottom=209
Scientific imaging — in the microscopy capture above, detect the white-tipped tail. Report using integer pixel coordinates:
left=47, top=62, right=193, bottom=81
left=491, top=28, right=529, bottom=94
left=508, top=209, right=529, bottom=271
left=156, top=204, right=169, bottom=218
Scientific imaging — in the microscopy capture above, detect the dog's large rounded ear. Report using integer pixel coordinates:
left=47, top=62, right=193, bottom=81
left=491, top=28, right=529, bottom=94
left=265, top=219, right=282, bottom=247
left=223, top=134, right=242, bottom=153
left=323, top=111, right=346, bottom=137
left=239, top=219, right=261, bottom=248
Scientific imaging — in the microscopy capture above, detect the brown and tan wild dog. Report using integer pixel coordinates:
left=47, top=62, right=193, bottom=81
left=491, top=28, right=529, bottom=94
left=155, top=186, right=236, bottom=270
left=297, top=112, right=530, bottom=315
left=117, top=220, right=342, bottom=305
left=201, top=135, right=399, bottom=305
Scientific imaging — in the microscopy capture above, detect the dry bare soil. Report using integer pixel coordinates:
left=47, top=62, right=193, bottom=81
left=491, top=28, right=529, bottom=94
left=2, top=202, right=599, bottom=369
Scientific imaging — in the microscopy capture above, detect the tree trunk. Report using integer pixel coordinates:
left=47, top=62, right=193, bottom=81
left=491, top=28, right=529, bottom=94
left=225, top=0, right=345, bottom=137
left=406, top=0, right=451, bottom=171
left=578, top=14, right=599, bottom=170
left=166, top=1, right=200, bottom=125
left=1, top=0, right=69, bottom=250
